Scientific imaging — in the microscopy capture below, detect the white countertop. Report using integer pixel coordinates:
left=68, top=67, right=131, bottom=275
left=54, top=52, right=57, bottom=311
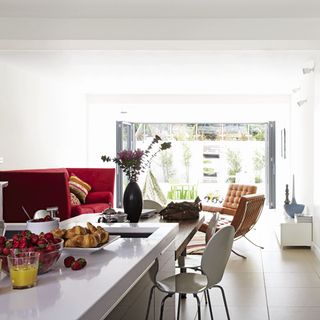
left=0, top=214, right=179, bottom=320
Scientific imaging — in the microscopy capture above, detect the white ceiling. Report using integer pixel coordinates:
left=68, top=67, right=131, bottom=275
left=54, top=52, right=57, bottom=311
left=0, top=0, right=319, bottom=19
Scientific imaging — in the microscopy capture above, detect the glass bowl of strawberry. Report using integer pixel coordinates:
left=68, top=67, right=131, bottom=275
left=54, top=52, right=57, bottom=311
left=0, top=231, right=64, bottom=275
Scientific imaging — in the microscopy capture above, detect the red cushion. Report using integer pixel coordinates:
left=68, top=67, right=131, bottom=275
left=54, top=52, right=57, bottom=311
left=71, top=203, right=111, bottom=216
left=85, top=191, right=113, bottom=204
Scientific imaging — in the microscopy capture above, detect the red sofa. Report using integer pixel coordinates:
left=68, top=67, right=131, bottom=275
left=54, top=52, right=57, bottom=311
left=0, top=168, right=115, bottom=223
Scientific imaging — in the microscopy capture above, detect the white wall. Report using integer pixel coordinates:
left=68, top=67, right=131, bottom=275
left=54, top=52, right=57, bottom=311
left=290, top=69, right=315, bottom=214
left=0, top=63, right=87, bottom=169
left=313, top=72, right=320, bottom=255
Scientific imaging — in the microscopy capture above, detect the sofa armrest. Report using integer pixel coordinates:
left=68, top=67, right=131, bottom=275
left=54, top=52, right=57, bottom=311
left=85, top=191, right=113, bottom=205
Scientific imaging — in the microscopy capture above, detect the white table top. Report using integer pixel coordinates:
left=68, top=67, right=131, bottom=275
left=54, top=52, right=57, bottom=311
left=0, top=214, right=178, bottom=320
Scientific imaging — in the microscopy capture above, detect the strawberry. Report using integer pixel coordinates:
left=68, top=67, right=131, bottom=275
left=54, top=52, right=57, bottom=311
left=71, top=260, right=83, bottom=271
left=37, top=239, right=48, bottom=249
left=46, top=245, right=56, bottom=252
left=76, top=258, right=87, bottom=268
left=44, top=215, right=53, bottom=221
left=31, top=234, right=39, bottom=245
left=53, top=238, right=61, bottom=244
left=2, top=247, right=10, bottom=256
left=13, top=241, right=20, bottom=249
left=19, top=242, right=28, bottom=249
left=12, top=234, right=20, bottom=242
left=5, top=240, right=13, bottom=248
left=64, top=256, right=75, bottom=268
left=20, top=230, right=31, bottom=238
left=44, top=233, right=54, bottom=242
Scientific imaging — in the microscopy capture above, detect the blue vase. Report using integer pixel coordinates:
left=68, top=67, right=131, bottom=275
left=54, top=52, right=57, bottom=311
left=123, top=181, right=143, bottom=222
left=284, top=175, right=305, bottom=218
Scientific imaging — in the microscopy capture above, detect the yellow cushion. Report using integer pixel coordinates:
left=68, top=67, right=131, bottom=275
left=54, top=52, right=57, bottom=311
left=69, top=175, right=91, bottom=203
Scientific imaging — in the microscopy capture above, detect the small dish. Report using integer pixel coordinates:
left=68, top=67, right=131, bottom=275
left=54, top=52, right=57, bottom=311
left=26, top=218, right=59, bottom=234
left=63, top=235, right=121, bottom=254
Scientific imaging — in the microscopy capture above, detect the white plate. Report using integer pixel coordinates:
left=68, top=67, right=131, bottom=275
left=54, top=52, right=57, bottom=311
left=63, top=235, right=121, bottom=253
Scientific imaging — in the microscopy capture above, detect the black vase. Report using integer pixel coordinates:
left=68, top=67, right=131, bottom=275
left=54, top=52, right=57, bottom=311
left=123, top=181, right=143, bottom=222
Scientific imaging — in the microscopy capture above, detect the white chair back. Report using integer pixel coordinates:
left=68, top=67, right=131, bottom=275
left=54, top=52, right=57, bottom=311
left=205, top=212, right=220, bottom=243
left=201, top=225, right=235, bottom=287
left=143, top=200, right=164, bottom=213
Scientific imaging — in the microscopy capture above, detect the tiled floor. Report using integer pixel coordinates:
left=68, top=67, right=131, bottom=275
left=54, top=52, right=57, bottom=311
left=178, top=210, right=320, bottom=320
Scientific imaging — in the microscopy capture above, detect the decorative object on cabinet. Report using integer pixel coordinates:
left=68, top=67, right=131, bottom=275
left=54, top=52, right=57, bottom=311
left=284, top=175, right=305, bottom=218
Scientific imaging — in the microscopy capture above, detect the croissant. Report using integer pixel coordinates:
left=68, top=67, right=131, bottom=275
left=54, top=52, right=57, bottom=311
left=57, top=223, right=110, bottom=248
left=86, top=222, right=97, bottom=234
left=65, top=234, right=99, bottom=248
left=52, top=228, right=66, bottom=239
left=94, top=226, right=109, bottom=244
left=65, top=226, right=87, bottom=239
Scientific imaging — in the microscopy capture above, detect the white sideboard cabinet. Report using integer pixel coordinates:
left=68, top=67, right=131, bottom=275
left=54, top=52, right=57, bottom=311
left=275, top=213, right=312, bottom=248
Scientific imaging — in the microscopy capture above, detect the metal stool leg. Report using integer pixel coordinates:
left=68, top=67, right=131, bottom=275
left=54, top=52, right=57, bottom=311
left=160, top=294, right=173, bottom=320
left=215, top=285, right=230, bottom=320
left=193, top=293, right=201, bottom=320
left=177, top=294, right=181, bottom=320
left=145, top=285, right=156, bottom=320
left=206, top=290, right=214, bottom=320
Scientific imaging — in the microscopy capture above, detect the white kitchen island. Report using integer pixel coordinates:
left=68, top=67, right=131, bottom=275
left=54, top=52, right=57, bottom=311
left=0, top=214, right=179, bottom=320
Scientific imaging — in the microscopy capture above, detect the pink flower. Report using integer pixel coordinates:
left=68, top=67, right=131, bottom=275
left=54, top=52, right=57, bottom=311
left=101, top=136, right=171, bottom=182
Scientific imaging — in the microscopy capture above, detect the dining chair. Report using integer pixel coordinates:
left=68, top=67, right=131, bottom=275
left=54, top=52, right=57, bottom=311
left=179, top=212, right=220, bottom=270
left=145, top=225, right=235, bottom=320
left=143, top=199, right=164, bottom=213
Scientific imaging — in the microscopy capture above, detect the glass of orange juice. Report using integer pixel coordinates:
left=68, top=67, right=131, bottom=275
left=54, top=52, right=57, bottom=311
left=7, top=252, right=40, bottom=289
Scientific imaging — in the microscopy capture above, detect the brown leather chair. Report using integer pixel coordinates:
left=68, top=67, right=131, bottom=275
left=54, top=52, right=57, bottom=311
left=216, top=194, right=265, bottom=258
left=202, top=184, right=257, bottom=216
left=187, top=194, right=265, bottom=258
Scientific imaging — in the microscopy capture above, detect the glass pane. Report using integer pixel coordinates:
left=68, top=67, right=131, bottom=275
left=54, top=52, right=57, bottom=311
left=197, top=124, right=222, bottom=141
left=248, top=123, right=266, bottom=141
left=223, top=123, right=249, bottom=141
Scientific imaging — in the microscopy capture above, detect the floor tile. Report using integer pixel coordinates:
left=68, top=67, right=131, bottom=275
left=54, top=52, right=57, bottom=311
left=267, top=287, right=320, bottom=306
left=221, top=272, right=265, bottom=288
left=264, top=272, right=320, bottom=288
left=269, top=307, right=320, bottom=320
left=179, top=209, right=320, bottom=319
left=208, top=287, right=267, bottom=307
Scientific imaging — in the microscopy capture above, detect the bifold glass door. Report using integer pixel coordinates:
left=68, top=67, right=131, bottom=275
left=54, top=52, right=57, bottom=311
left=116, top=121, right=276, bottom=209
left=116, top=121, right=136, bottom=208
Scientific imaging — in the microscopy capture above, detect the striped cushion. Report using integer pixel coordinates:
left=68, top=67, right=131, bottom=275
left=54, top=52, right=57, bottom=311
left=69, top=175, right=92, bottom=203
left=70, top=192, right=81, bottom=206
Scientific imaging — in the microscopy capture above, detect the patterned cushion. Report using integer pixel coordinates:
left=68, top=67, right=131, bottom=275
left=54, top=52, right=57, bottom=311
left=69, top=175, right=92, bottom=203
left=70, top=192, right=81, bottom=206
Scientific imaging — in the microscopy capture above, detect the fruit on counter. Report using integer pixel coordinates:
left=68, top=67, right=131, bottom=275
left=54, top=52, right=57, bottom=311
left=64, top=255, right=87, bottom=270
left=71, top=258, right=87, bottom=271
left=77, top=258, right=87, bottom=268
left=64, top=256, right=76, bottom=268
left=52, top=222, right=109, bottom=248
left=0, top=230, right=63, bottom=274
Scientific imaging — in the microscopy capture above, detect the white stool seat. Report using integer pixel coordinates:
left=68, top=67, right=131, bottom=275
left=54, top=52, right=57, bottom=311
left=157, top=273, right=208, bottom=294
